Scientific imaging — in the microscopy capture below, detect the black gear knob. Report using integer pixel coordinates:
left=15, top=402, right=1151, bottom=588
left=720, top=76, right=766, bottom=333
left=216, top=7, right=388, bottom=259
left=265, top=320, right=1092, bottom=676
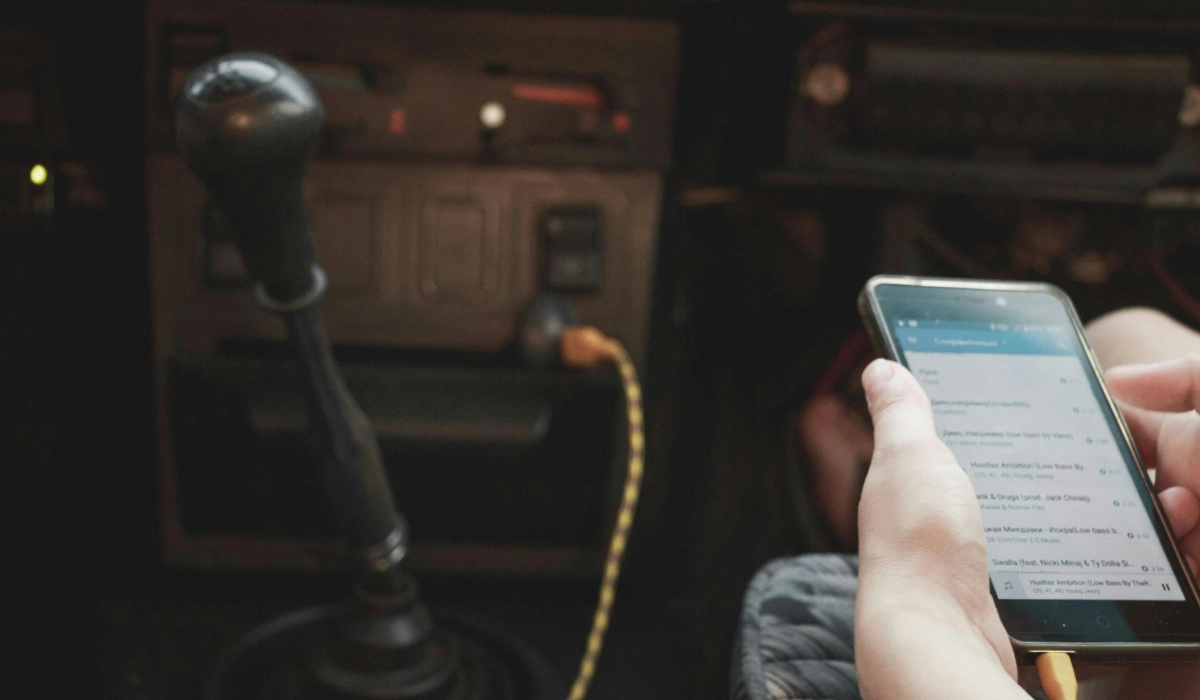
left=176, top=52, right=324, bottom=303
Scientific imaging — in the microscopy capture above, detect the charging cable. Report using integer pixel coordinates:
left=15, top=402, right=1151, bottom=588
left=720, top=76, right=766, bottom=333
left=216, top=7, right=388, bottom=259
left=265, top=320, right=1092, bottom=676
left=558, top=326, right=645, bottom=700
left=1037, top=652, right=1078, bottom=700
left=555, top=325, right=1082, bottom=700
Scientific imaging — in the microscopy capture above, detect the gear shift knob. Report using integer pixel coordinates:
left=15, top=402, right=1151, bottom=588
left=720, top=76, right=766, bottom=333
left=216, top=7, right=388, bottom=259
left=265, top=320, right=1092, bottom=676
left=177, top=52, right=324, bottom=303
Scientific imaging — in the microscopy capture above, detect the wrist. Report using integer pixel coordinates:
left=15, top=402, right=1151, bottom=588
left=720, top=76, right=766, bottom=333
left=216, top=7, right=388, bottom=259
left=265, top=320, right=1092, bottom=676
left=856, top=598, right=1022, bottom=700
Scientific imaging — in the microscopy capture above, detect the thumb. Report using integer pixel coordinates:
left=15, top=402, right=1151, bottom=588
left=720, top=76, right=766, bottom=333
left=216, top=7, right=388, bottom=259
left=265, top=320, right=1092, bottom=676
left=862, top=358, right=939, bottom=448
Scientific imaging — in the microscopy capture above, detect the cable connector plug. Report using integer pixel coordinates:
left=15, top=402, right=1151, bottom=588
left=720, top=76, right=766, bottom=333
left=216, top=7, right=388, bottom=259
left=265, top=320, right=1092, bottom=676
left=561, top=326, right=619, bottom=368
left=1036, top=652, right=1078, bottom=700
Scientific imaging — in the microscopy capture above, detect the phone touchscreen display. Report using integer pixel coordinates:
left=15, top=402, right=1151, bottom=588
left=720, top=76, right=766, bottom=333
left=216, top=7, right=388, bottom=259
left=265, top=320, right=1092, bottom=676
left=895, top=318, right=1184, bottom=601
left=876, top=285, right=1187, bottom=604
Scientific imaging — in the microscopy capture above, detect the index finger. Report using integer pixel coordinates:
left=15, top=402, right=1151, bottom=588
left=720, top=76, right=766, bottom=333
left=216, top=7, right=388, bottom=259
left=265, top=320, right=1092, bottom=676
left=1117, top=402, right=1166, bottom=467
left=1105, top=356, right=1200, bottom=414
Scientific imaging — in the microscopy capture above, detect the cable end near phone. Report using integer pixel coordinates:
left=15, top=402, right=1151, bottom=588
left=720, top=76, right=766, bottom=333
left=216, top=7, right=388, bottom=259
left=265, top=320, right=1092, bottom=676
left=1036, top=652, right=1078, bottom=700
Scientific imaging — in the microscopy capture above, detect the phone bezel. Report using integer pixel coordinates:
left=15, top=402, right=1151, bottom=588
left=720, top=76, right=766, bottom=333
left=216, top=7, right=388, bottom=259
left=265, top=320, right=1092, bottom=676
left=859, top=275, right=1200, bottom=661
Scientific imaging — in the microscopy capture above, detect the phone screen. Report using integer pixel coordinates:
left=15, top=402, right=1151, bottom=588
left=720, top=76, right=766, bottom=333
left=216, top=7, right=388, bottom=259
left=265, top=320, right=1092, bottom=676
left=899, top=319, right=1182, bottom=601
left=870, top=280, right=1200, bottom=643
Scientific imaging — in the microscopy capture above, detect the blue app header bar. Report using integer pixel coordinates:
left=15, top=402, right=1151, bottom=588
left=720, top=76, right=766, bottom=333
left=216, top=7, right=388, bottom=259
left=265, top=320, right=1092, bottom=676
left=893, top=321, right=1074, bottom=356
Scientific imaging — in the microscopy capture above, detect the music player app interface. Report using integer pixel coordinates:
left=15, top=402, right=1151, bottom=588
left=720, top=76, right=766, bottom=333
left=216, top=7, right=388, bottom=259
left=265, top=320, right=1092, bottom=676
left=895, top=320, right=1184, bottom=601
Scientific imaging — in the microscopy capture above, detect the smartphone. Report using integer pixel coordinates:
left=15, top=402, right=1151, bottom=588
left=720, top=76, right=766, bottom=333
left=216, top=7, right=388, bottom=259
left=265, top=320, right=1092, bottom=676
left=858, top=275, right=1200, bottom=662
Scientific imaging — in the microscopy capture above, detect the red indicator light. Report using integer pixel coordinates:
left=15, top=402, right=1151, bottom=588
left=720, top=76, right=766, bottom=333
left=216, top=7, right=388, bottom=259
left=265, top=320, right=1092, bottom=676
left=388, top=108, right=407, bottom=134
left=612, top=112, right=632, bottom=133
left=511, top=84, right=603, bottom=109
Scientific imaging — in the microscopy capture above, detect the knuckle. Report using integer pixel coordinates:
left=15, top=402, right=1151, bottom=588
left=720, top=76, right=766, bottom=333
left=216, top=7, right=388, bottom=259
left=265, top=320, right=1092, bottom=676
left=871, top=386, right=929, bottom=424
left=889, top=493, right=983, bottom=553
left=1184, top=355, right=1200, bottom=408
left=1117, top=307, right=1172, bottom=325
left=874, top=435, right=949, bottom=464
left=870, top=387, right=910, bottom=417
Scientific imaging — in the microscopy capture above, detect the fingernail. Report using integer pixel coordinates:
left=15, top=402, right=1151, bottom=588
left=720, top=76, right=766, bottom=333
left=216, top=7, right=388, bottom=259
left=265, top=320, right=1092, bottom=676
left=861, top=358, right=896, bottom=392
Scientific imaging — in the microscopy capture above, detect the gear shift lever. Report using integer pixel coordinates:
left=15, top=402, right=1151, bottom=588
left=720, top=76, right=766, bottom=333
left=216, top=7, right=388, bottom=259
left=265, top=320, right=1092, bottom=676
left=178, top=53, right=553, bottom=700
left=178, top=51, right=405, bottom=574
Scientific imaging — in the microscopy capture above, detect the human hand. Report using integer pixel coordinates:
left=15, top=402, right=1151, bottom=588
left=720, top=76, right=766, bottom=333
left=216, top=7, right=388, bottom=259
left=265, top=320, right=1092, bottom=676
left=1105, top=358, right=1200, bottom=577
left=1064, top=358, right=1200, bottom=700
left=855, top=359, right=1025, bottom=700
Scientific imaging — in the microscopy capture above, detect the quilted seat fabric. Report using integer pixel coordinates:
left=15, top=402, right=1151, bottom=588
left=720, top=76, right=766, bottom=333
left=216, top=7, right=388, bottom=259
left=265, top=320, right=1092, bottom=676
left=732, top=554, right=861, bottom=700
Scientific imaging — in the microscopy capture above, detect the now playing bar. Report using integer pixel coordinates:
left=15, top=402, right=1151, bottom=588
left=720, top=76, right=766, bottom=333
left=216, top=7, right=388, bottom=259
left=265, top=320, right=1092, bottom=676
left=991, top=571, right=1183, bottom=600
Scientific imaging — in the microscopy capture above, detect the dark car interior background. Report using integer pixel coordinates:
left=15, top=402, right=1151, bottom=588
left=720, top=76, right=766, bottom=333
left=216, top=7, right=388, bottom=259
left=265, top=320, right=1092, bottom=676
left=2, top=0, right=1199, bottom=698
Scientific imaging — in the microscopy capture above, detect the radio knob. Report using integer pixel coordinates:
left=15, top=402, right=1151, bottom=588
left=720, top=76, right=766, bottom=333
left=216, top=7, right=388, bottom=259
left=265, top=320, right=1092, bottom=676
left=803, top=63, right=851, bottom=107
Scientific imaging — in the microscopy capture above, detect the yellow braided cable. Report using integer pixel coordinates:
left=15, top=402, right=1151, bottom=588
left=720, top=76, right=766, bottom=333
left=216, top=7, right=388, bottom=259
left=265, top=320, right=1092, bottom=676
left=564, top=338, right=644, bottom=700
